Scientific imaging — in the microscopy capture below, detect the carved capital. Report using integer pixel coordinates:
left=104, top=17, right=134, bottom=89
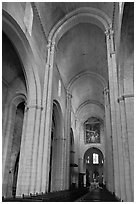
left=67, top=91, right=72, bottom=99
left=47, top=40, right=56, bottom=50
left=105, top=26, right=114, bottom=38
left=103, top=87, right=109, bottom=96
left=25, top=103, right=43, bottom=111
left=117, top=94, right=134, bottom=103
left=47, top=40, right=52, bottom=50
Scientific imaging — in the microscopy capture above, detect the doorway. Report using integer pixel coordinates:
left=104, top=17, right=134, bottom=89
left=84, top=147, right=104, bottom=188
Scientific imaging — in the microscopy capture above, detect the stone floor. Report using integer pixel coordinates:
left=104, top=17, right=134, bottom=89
left=2, top=187, right=119, bottom=202
left=76, top=188, right=119, bottom=202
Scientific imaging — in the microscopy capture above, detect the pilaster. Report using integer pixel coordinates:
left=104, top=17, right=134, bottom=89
left=16, top=102, right=37, bottom=196
left=41, top=40, right=56, bottom=193
left=124, top=96, right=134, bottom=198
left=29, top=103, right=43, bottom=193
left=2, top=103, right=17, bottom=197
left=51, top=137, right=66, bottom=191
left=105, top=27, right=126, bottom=200
left=63, top=91, right=72, bottom=189
left=118, top=95, right=133, bottom=201
left=103, top=87, right=114, bottom=193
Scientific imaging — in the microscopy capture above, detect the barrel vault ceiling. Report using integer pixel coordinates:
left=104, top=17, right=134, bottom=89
left=36, top=2, right=114, bottom=114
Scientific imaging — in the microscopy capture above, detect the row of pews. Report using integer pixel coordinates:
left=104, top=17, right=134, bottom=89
left=2, top=187, right=88, bottom=202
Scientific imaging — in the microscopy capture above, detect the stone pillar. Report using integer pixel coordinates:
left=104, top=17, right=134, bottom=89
left=63, top=91, right=72, bottom=189
left=103, top=87, right=114, bottom=193
left=16, top=102, right=37, bottom=196
left=2, top=103, right=10, bottom=159
left=42, top=41, right=56, bottom=193
left=34, top=41, right=56, bottom=193
left=29, top=104, right=43, bottom=193
left=59, top=138, right=67, bottom=190
left=105, top=27, right=126, bottom=200
left=118, top=95, right=133, bottom=201
left=51, top=137, right=66, bottom=191
left=124, top=96, right=134, bottom=198
left=2, top=103, right=17, bottom=197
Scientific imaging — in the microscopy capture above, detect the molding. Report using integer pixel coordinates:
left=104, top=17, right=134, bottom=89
left=11, top=93, right=26, bottom=107
left=48, top=7, right=112, bottom=44
left=31, top=2, right=48, bottom=43
left=25, top=104, right=43, bottom=110
left=112, top=2, right=116, bottom=30
left=67, top=71, right=107, bottom=92
left=76, top=100, right=105, bottom=116
left=82, top=146, right=105, bottom=161
left=117, top=94, right=134, bottom=102
left=2, top=78, right=9, bottom=87
left=2, top=9, right=42, bottom=107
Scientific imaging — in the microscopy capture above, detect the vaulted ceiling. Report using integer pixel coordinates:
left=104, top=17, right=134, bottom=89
left=4, top=2, right=115, bottom=118
left=56, top=23, right=108, bottom=87
left=36, top=2, right=112, bottom=115
left=36, top=2, right=114, bottom=37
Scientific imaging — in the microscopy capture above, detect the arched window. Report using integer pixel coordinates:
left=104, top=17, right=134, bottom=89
left=84, top=117, right=101, bottom=144
left=93, top=153, right=99, bottom=164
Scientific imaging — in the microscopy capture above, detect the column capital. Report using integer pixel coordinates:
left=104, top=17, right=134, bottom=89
left=103, top=87, right=109, bottom=96
left=47, top=40, right=56, bottom=50
left=117, top=94, right=134, bottom=103
left=105, top=26, right=114, bottom=38
left=25, top=102, right=43, bottom=111
left=66, top=91, right=72, bottom=99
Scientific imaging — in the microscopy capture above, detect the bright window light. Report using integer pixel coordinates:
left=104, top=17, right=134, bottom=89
left=58, top=80, right=61, bottom=97
left=93, top=153, right=99, bottom=164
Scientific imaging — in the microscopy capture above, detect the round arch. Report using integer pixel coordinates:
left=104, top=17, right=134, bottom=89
left=84, top=147, right=105, bottom=187
left=2, top=9, right=41, bottom=106
left=48, top=7, right=112, bottom=45
left=84, top=147, right=104, bottom=161
left=2, top=94, right=26, bottom=197
left=52, top=99, right=64, bottom=139
left=2, top=93, right=26, bottom=156
left=76, top=100, right=105, bottom=116
left=76, top=103, right=105, bottom=125
left=48, top=99, right=64, bottom=192
left=67, top=71, right=107, bottom=92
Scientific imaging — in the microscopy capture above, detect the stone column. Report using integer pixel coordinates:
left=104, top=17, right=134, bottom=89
left=118, top=95, right=133, bottom=201
left=16, top=102, right=37, bottom=196
left=51, top=137, right=66, bottom=191
left=42, top=41, right=56, bottom=193
left=103, top=87, right=114, bottom=193
left=2, top=103, right=17, bottom=197
left=63, top=91, right=72, bottom=189
left=124, top=96, right=134, bottom=198
left=105, top=27, right=126, bottom=200
left=34, top=41, right=56, bottom=193
left=58, top=138, right=67, bottom=190
left=29, top=104, right=43, bottom=193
